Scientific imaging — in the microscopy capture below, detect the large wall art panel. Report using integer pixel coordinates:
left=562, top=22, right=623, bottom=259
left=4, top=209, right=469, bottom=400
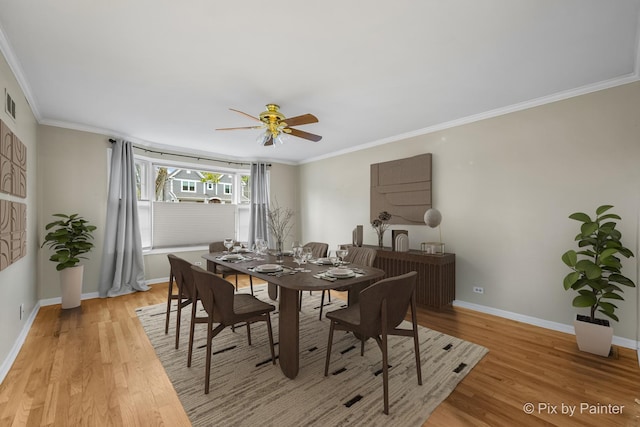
left=370, top=153, right=432, bottom=225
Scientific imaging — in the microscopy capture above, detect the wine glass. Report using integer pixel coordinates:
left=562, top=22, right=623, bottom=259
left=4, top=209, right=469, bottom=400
left=292, top=246, right=304, bottom=271
left=223, top=238, right=234, bottom=253
left=336, top=246, right=348, bottom=264
left=302, top=247, right=313, bottom=263
left=256, top=239, right=267, bottom=255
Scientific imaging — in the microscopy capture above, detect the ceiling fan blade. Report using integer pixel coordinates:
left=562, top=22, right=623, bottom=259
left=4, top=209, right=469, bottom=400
left=288, top=128, right=322, bottom=142
left=283, top=113, right=318, bottom=127
left=216, top=125, right=264, bottom=131
left=263, top=135, right=274, bottom=146
left=229, top=108, right=261, bottom=122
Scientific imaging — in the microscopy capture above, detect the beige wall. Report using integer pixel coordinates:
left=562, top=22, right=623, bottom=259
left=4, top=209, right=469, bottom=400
left=300, top=82, right=640, bottom=341
left=0, top=51, right=38, bottom=368
left=37, top=126, right=110, bottom=299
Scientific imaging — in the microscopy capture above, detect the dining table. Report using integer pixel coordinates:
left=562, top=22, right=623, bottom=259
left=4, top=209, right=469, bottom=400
left=201, top=251, right=385, bottom=379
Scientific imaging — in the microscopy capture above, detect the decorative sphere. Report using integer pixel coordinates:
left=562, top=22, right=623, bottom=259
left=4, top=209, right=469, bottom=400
left=424, top=208, right=442, bottom=228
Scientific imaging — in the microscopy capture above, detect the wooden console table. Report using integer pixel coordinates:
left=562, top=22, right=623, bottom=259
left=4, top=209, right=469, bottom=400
left=364, top=246, right=455, bottom=309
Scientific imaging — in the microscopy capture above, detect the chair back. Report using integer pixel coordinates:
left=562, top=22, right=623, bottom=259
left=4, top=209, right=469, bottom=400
left=209, top=241, right=226, bottom=253
left=358, top=271, right=417, bottom=337
left=191, top=265, right=236, bottom=324
left=167, top=254, right=195, bottom=300
left=344, top=246, right=377, bottom=267
left=303, top=242, right=329, bottom=258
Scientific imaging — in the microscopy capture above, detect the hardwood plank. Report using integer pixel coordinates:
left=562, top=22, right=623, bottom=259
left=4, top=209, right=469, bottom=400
left=0, top=275, right=637, bottom=426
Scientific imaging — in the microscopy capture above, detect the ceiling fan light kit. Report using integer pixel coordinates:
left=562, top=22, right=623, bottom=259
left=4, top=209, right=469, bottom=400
left=218, top=104, right=322, bottom=147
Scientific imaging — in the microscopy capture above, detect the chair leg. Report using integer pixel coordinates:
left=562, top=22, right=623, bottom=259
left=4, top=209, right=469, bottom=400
left=164, top=272, right=174, bottom=334
left=175, top=297, right=182, bottom=349
left=246, top=321, right=252, bottom=345
left=324, top=321, right=335, bottom=376
left=204, top=319, right=213, bottom=394
left=249, top=276, right=254, bottom=295
left=266, top=314, right=276, bottom=364
left=187, top=300, right=197, bottom=367
left=411, top=297, right=422, bottom=385
left=235, top=274, right=238, bottom=291
left=381, top=301, right=389, bottom=415
left=319, top=291, right=325, bottom=320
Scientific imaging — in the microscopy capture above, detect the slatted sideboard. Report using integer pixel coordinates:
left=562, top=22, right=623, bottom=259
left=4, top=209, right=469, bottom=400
left=367, top=246, right=456, bottom=309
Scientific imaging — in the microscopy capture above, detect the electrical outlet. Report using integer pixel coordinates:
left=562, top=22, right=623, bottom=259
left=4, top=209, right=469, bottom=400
left=473, top=286, right=484, bottom=294
left=194, top=261, right=202, bottom=266
left=19, top=303, right=24, bottom=320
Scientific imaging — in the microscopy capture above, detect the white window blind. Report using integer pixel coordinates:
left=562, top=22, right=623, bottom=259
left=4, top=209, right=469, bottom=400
left=152, top=202, right=236, bottom=248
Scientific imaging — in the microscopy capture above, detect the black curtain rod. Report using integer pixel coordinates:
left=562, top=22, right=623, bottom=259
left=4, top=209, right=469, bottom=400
left=108, top=138, right=269, bottom=167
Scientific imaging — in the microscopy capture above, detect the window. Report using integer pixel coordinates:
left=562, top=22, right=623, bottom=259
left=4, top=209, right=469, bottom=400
left=134, top=154, right=252, bottom=250
left=181, top=180, right=197, bottom=192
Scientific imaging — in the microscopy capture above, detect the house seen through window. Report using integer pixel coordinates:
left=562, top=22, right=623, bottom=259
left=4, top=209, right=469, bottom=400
left=134, top=155, right=252, bottom=250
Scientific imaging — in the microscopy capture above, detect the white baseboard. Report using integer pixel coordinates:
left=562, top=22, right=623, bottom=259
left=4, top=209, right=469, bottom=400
left=0, top=302, right=41, bottom=384
left=39, top=291, right=100, bottom=307
left=453, top=300, right=639, bottom=350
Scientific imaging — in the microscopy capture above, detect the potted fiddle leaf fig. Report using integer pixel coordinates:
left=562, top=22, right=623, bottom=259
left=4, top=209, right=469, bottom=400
left=561, top=205, right=635, bottom=356
left=41, top=213, right=97, bottom=309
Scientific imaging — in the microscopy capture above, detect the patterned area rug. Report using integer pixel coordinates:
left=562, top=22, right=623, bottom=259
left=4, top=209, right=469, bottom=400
left=136, top=286, right=488, bottom=426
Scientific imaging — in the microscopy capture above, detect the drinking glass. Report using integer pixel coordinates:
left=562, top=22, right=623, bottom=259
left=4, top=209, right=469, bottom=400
left=336, top=246, right=348, bottom=264
left=292, top=246, right=304, bottom=271
left=256, top=239, right=267, bottom=255
left=302, top=247, right=313, bottom=263
left=223, top=238, right=234, bottom=253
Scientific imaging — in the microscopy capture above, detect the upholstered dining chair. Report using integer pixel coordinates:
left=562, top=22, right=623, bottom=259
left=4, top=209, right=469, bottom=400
left=318, top=246, right=377, bottom=320
left=166, top=254, right=197, bottom=349
left=323, top=271, right=421, bottom=415
left=298, top=242, right=329, bottom=307
left=207, top=241, right=254, bottom=294
left=189, top=265, right=277, bottom=394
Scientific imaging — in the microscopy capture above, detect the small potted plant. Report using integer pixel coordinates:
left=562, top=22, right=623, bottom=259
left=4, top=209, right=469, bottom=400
left=561, top=205, right=635, bottom=356
left=41, top=213, right=97, bottom=309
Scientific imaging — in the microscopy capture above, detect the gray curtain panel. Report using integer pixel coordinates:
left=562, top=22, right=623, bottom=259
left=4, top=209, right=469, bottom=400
left=99, top=139, right=148, bottom=297
left=248, top=162, right=270, bottom=249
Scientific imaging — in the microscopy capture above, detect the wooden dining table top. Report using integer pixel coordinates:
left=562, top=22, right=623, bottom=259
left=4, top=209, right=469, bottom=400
left=201, top=251, right=385, bottom=291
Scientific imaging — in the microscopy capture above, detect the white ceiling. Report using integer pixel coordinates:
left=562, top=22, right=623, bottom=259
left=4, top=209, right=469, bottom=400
left=0, top=1, right=638, bottom=164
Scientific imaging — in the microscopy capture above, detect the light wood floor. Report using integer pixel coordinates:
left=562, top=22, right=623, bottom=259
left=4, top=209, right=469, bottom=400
left=1, top=276, right=638, bottom=426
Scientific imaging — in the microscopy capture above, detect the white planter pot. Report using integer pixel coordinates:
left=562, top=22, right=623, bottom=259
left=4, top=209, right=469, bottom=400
left=59, top=265, right=84, bottom=309
left=573, top=317, right=613, bottom=357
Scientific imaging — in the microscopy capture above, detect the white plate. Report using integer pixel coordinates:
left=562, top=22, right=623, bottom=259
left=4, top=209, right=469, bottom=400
left=326, top=268, right=355, bottom=278
left=255, top=264, right=283, bottom=273
left=317, top=258, right=334, bottom=265
left=221, top=254, right=243, bottom=261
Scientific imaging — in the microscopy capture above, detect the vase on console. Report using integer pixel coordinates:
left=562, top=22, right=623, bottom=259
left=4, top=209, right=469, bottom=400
left=371, top=211, right=392, bottom=249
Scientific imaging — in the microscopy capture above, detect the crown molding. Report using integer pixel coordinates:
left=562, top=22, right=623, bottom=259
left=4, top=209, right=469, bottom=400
left=0, top=22, right=41, bottom=121
left=300, top=72, right=640, bottom=165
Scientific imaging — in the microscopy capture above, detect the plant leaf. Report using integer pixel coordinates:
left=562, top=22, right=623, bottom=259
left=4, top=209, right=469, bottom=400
left=561, top=250, right=577, bottom=267
left=569, top=212, right=591, bottom=223
left=563, top=272, right=581, bottom=290
left=595, top=205, right=614, bottom=215
left=573, top=294, right=597, bottom=307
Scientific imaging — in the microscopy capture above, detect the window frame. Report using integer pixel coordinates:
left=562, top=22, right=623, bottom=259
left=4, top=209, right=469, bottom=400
left=134, top=152, right=251, bottom=251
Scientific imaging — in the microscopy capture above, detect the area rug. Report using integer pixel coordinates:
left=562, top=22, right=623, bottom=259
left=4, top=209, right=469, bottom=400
left=136, top=286, right=488, bottom=426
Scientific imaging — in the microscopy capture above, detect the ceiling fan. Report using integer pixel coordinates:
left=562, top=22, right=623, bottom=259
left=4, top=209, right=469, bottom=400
left=216, top=104, right=322, bottom=146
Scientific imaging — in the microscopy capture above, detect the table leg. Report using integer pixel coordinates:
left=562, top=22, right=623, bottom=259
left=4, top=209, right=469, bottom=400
left=268, top=282, right=278, bottom=300
left=278, top=287, right=299, bottom=379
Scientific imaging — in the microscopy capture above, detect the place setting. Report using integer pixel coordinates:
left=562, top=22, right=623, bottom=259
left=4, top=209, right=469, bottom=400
left=248, top=263, right=297, bottom=277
